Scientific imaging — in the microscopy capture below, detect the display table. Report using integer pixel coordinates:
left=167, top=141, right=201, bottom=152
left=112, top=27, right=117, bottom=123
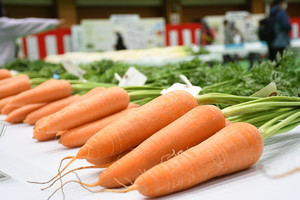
left=1, top=115, right=300, bottom=200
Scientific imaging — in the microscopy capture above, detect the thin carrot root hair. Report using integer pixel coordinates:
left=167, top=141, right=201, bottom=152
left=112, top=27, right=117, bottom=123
left=102, top=185, right=137, bottom=193
left=160, top=149, right=184, bottom=163
left=41, top=164, right=108, bottom=190
left=28, top=156, right=76, bottom=185
left=259, top=163, right=300, bottom=179
left=48, top=171, right=107, bottom=200
left=274, top=167, right=300, bottom=178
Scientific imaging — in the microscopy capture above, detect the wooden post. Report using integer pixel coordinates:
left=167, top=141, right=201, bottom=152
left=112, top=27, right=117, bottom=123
left=55, top=0, right=77, bottom=27
left=164, top=0, right=182, bottom=24
left=249, top=0, right=265, bottom=14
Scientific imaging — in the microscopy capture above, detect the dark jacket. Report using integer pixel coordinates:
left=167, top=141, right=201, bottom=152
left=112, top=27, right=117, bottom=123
left=270, top=6, right=291, bottom=48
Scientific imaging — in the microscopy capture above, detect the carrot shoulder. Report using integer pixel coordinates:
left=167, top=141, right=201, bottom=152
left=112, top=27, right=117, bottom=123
left=119, top=122, right=264, bottom=197
left=0, top=75, right=31, bottom=99
left=0, top=69, right=12, bottom=79
left=9, top=79, right=72, bottom=107
left=76, top=90, right=199, bottom=161
left=58, top=103, right=139, bottom=148
left=24, top=95, right=80, bottom=125
left=34, top=86, right=129, bottom=134
left=5, top=103, right=47, bottom=124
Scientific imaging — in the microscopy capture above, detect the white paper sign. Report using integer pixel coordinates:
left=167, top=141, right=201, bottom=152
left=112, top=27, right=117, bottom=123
left=161, top=83, right=201, bottom=97
left=118, top=67, right=147, bottom=87
left=62, top=60, right=86, bottom=78
left=161, top=74, right=201, bottom=96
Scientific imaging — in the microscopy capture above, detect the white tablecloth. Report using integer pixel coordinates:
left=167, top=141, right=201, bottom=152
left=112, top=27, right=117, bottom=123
left=1, top=115, right=300, bottom=200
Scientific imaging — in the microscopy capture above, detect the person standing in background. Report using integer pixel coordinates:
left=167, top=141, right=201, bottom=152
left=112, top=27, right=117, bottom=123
left=223, top=19, right=233, bottom=44
left=268, top=0, right=291, bottom=61
left=0, top=2, right=63, bottom=66
left=200, top=18, right=215, bottom=45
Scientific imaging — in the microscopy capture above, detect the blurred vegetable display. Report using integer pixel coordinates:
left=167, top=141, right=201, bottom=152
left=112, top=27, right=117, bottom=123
left=3, top=50, right=300, bottom=97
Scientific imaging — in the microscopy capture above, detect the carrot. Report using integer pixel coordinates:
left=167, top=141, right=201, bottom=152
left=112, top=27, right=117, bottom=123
left=42, top=90, right=197, bottom=187
left=0, top=75, right=31, bottom=99
left=24, top=95, right=80, bottom=125
left=32, top=88, right=105, bottom=141
left=5, top=103, right=47, bottom=124
left=0, top=69, right=11, bottom=79
left=33, top=128, right=57, bottom=141
left=86, top=150, right=131, bottom=166
left=1, top=103, right=19, bottom=115
left=94, top=105, right=225, bottom=188
left=0, top=74, right=28, bottom=87
left=0, top=95, right=16, bottom=112
left=34, top=86, right=129, bottom=135
left=58, top=103, right=139, bottom=148
left=76, top=87, right=106, bottom=101
left=9, top=79, right=72, bottom=107
left=105, top=122, right=264, bottom=197
left=76, top=90, right=198, bottom=161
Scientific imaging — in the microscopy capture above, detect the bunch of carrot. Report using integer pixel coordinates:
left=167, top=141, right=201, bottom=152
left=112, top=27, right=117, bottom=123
left=34, top=91, right=300, bottom=199
left=2, top=71, right=299, bottom=198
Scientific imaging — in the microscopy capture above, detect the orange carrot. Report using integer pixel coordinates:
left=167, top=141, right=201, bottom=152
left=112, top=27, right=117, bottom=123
left=76, top=90, right=198, bottom=161
left=86, top=150, right=131, bottom=166
left=9, top=79, right=72, bottom=107
left=33, top=128, right=57, bottom=141
left=96, top=105, right=226, bottom=188
left=0, top=74, right=28, bottom=87
left=24, top=95, right=80, bottom=125
left=0, top=95, right=16, bottom=112
left=0, top=69, right=11, bottom=79
left=5, top=103, right=47, bottom=124
left=1, top=103, right=19, bottom=115
left=0, top=75, right=31, bottom=99
left=58, top=103, right=139, bottom=148
left=105, top=122, right=264, bottom=197
left=34, top=86, right=129, bottom=135
left=41, top=90, right=197, bottom=188
left=32, top=88, right=106, bottom=141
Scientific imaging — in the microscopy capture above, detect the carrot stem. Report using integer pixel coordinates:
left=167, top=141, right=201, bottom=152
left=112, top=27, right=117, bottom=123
left=195, top=93, right=259, bottom=105
left=222, top=102, right=300, bottom=118
left=261, top=110, right=300, bottom=139
left=128, top=90, right=162, bottom=100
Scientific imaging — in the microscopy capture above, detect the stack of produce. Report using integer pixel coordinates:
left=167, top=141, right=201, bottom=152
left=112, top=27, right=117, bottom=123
left=1, top=51, right=299, bottom=199
left=30, top=90, right=300, bottom=199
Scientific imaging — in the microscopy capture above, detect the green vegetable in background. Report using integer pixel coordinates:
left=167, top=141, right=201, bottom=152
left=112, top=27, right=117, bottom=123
left=3, top=50, right=300, bottom=97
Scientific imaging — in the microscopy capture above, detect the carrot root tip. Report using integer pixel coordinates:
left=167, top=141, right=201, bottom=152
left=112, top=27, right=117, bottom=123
left=102, top=185, right=137, bottom=193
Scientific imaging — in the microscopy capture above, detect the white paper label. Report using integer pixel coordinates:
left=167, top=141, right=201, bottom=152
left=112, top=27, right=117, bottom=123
left=62, top=60, right=86, bottom=78
left=161, top=74, right=201, bottom=96
left=118, top=67, right=147, bottom=87
left=161, top=83, right=201, bottom=97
